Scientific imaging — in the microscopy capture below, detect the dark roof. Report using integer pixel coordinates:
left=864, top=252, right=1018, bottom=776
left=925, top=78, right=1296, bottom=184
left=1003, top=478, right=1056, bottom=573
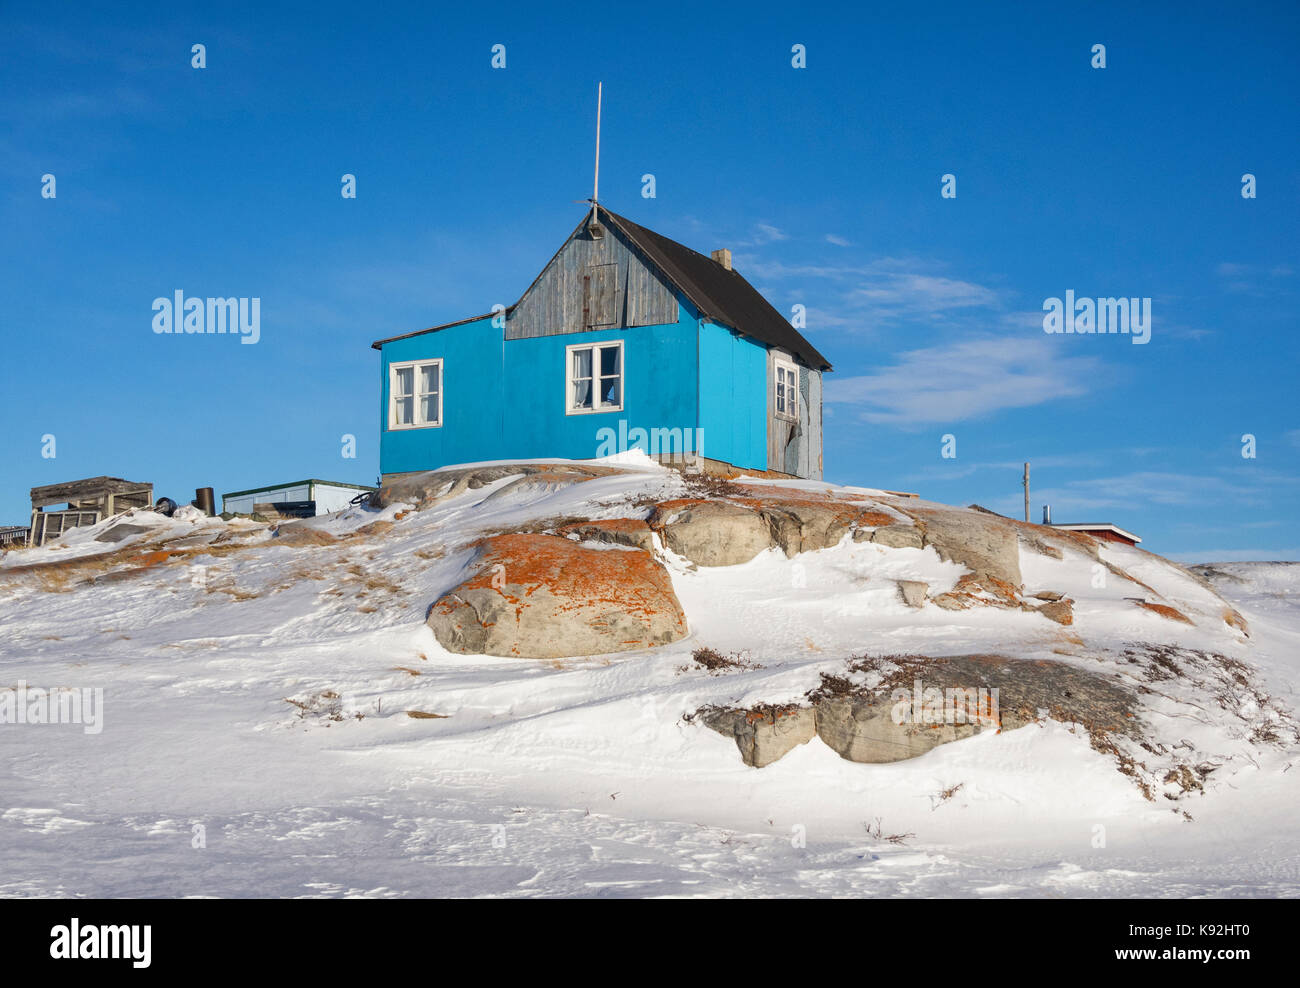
left=222, top=479, right=375, bottom=498
left=1050, top=522, right=1142, bottom=543
left=371, top=205, right=831, bottom=371
left=372, top=311, right=502, bottom=350
left=597, top=206, right=831, bottom=371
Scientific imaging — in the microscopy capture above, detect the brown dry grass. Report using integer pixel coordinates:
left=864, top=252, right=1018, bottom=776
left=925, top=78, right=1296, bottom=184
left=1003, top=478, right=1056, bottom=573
left=689, top=646, right=759, bottom=672
left=863, top=817, right=915, bottom=845
left=1223, top=608, right=1250, bottom=635
left=209, top=585, right=260, bottom=602
left=284, top=690, right=343, bottom=721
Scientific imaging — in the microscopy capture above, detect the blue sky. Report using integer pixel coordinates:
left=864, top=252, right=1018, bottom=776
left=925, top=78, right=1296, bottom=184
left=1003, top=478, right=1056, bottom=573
left=2, top=1, right=1297, bottom=560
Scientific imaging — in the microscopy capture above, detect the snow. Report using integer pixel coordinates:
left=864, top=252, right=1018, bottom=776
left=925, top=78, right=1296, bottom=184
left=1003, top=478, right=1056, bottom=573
left=1, top=463, right=1297, bottom=897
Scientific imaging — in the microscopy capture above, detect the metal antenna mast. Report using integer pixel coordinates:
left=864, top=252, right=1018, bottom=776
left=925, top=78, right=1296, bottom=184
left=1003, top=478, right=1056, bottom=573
left=592, top=81, right=602, bottom=224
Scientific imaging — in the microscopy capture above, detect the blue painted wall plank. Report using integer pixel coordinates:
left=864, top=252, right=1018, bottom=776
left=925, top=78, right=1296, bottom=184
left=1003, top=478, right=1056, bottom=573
left=697, top=321, right=768, bottom=471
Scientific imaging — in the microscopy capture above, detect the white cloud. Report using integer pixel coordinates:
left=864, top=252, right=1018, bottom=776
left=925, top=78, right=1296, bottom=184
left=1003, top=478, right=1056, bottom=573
left=825, top=337, right=1101, bottom=424
left=740, top=256, right=1002, bottom=333
left=851, top=273, right=998, bottom=314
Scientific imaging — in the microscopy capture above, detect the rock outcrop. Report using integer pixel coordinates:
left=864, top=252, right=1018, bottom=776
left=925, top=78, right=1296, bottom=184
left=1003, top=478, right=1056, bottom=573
left=428, top=533, right=687, bottom=658
left=893, top=504, right=1023, bottom=589
left=859, top=524, right=925, bottom=549
left=897, top=580, right=929, bottom=609
left=700, top=654, right=1139, bottom=767
left=648, top=499, right=774, bottom=567
left=697, top=705, right=816, bottom=767
left=648, top=491, right=903, bottom=567
left=1034, top=599, right=1075, bottom=625
left=814, top=693, right=988, bottom=763
left=556, top=518, right=656, bottom=552
left=375, top=462, right=621, bottom=510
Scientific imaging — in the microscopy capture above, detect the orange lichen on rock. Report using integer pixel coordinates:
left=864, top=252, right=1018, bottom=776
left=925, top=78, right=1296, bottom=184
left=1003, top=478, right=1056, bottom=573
left=1135, top=600, right=1194, bottom=625
left=427, top=533, right=687, bottom=658
left=933, top=573, right=1023, bottom=611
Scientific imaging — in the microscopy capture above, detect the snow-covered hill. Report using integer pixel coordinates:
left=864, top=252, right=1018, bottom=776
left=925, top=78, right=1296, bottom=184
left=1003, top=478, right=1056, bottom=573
left=2, top=457, right=1297, bottom=897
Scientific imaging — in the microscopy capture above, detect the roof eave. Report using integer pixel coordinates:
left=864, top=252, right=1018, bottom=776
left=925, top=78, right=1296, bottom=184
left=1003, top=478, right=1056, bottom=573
left=371, top=310, right=509, bottom=350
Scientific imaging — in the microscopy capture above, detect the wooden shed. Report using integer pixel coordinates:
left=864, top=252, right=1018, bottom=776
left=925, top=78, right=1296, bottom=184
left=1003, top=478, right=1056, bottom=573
left=29, top=477, right=153, bottom=547
left=221, top=479, right=374, bottom=518
left=1051, top=523, right=1142, bottom=547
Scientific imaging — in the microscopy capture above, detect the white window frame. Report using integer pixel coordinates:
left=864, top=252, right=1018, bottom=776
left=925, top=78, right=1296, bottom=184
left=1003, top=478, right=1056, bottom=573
left=565, top=340, right=624, bottom=415
left=774, top=356, right=799, bottom=422
left=388, top=358, right=443, bottom=430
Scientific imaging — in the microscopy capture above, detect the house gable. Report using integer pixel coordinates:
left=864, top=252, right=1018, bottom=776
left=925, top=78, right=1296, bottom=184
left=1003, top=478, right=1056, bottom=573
left=506, top=215, right=678, bottom=339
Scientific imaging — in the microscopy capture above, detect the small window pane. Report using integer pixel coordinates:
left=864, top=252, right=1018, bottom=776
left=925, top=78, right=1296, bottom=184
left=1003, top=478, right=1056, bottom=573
left=600, top=377, right=620, bottom=407
left=421, top=396, right=439, bottom=423
left=573, top=348, right=592, bottom=378
left=600, top=345, right=620, bottom=376
left=395, top=396, right=414, bottom=425
left=394, top=367, right=414, bottom=397
left=573, top=379, right=593, bottom=408
left=421, top=364, right=439, bottom=394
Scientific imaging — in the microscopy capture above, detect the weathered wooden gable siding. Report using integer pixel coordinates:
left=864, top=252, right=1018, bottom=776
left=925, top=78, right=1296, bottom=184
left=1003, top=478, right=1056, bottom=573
left=766, top=347, right=793, bottom=472
left=792, top=367, right=823, bottom=480
left=506, top=223, right=677, bottom=339
left=765, top=350, right=823, bottom=480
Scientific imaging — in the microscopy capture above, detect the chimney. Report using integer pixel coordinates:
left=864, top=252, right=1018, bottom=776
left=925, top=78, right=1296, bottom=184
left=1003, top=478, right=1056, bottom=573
left=1042, top=504, right=1052, bottom=525
left=711, top=248, right=732, bottom=271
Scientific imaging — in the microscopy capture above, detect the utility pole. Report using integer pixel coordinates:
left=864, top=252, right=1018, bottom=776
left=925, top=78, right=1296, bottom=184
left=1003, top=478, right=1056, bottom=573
left=1023, top=463, right=1030, bottom=522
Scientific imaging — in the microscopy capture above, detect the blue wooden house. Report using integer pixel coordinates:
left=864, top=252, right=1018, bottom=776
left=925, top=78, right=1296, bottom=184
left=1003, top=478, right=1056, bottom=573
left=372, top=206, right=831, bottom=482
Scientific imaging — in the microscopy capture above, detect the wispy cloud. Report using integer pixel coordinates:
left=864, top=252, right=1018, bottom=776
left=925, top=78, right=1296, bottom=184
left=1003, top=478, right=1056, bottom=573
left=987, top=469, right=1300, bottom=517
left=724, top=223, right=789, bottom=248
left=825, top=337, right=1102, bottom=424
left=852, top=273, right=998, bottom=314
left=898, top=453, right=1109, bottom=485
left=1165, top=547, right=1300, bottom=563
left=1214, top=261, right=1295, bottom=296
left=739, top=255, right=1004, bottom=333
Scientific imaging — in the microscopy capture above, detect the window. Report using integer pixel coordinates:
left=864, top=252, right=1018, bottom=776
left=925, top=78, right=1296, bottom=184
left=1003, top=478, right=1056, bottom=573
left=774, top=358, right=799, bottom=422
left=388, top=359, right=442, bottom=429
left=566, top=340, right=623, bottom=414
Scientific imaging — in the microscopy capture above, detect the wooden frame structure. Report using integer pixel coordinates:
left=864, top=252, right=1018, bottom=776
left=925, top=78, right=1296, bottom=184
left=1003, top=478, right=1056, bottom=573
left=29, top=476, right=153, bottom=547
left=0, top=526, right=30, bottom=547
